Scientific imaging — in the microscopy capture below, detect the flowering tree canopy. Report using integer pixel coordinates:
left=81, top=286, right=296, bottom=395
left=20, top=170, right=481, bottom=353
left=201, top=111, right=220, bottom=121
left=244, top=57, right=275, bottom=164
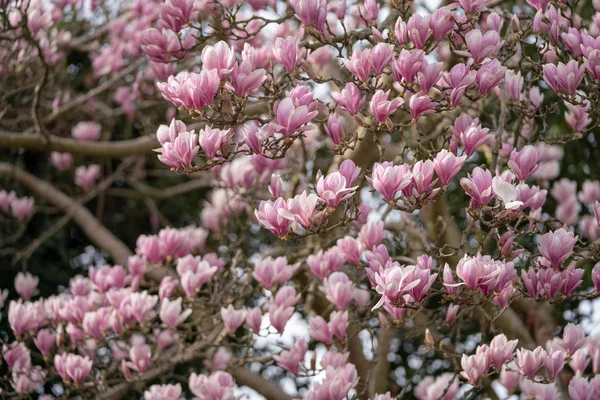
left=2, top=0, right=600, bottom=399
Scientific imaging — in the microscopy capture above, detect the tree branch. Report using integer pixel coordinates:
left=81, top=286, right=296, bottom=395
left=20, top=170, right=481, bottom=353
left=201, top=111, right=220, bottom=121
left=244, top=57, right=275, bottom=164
left=0, top=132, right=158, bottom=158
left=230, top=368, right=293, bottom=400
left=0, top=162, right=133, bottom=265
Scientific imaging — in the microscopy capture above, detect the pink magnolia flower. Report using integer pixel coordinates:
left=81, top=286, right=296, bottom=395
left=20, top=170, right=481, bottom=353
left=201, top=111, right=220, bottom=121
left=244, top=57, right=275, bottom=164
left=369, top=43, right=394, bottom=75
left=189, top=371, right=234, bottom=400
left=460, top=353, right=489, bottom=384
left=434, top=149, right=466, bottom=185
left=407, top=13, right=431, bottom=49
left=489, top=334, right=518, bottom=369
left=476, top=59, right=506, bottom=94
left=180, top=264, right=218, bottom=298
left=460, top=167, right=494, bottom=207
left=509, top=145, right=539, bottom=181
left=418, top=59, right=443, bottom=94
left=344, top=48, right=372, bottom=82
left=569, top=376, right=594, bottom=400
left=293, top=0, right=327, bottom=31
left=322, top=272, right=354, bottom=309
left=359, top=220, right=385, bottom=250
left=544, top=348, right=566, bottom=379
left=127, top=342, right=152, bottom=373
left=245, top=307, right=262, bottom=334
left=228, top=60, right=267, bottom=97
left=369, top=90, right=403, bottom=122
left=309, top=316, right=333, bottom=344
left=10, top=197, right=34, bottom=222
left=268, top=303, right=294, bottom=334
left=271, top=97, right=318, bottom=136
left=415, top=372, right=459, bottom=400
left=409, top=93, right=436, bottom=119
left=158, top=131, right=199, bottom=169
left=144, top=384, right=184, bottom=400
left=198, top=125, right=228, bottom=160
left=54, top=353, right=93, bottom=383
left=253, top=256, right=298, bottom=289
left=34, top=329, right=56, bottom=358
left=158, top=0, right=197, bottom=32
left=201, top=41, right=235, bottom=79
left=157, top=69, right=220, bottom=111
left=255, top=198, right=292, bottom=236
left=325, top=112, right=345, bottom=145
left=280, top=191, right=319, bottom=229
left=460, top=29, right=504, bottom=64
left=392, top=49, right=424, bottom=83
left=71, top=121, right=101, bottom=141
left=368, top=162, right=412, bottom=202
left=160, top=298, right=192, bottom=329
left=429, top=8, right=456, bottom=42
left=221, top=305, right=246, bottom=333
left=141, top=28, right=194, bottom=63
left=273, top=36, right=302, bottom=73
left=329, top=310, right=348, bottom=340
left=273, top=339, right=307, bottom=374
left=538, top=228, right=578, bottom=268
left=75, top=164, right=101, bottom=190
left=50, top=152, right=73, bottom=171
left=316, top=171, right=357, bottom=207
left=543, top=60, right=585, bottom=95
left=336, top=236, right=363, bottom=266
left=561, top=323, right=587, bottom=355
left=505, top=70, right=524, bottom=101
left=0, top=190, right=16, bottom=213
left=331, top=82, right=366, bottom=115
left=307, top=247, right=346, bottom=280
left=516, top=347, right=546, bottom=378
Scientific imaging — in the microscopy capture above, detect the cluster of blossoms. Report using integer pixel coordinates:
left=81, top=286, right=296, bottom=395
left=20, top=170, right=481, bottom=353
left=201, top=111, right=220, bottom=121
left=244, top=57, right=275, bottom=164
left=4, top=0, right=600, bottom=397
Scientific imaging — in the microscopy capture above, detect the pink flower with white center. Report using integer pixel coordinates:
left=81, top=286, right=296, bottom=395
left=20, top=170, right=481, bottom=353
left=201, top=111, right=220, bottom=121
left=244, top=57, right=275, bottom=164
left=158, top=0, right=197, bottom=32
left=89, top=264, right=127, bottom=292
left=325, top=112, right=345, bottom=145
left=331, top=82, right=366, bottom=115
left=307, top=247, right=346, bottom=280
left=322, top=272, right=354, bottom=309
left=253, top=256, right=298, bottom=289
left=569, top=376, right=594, bottom=400
left=54, top=353, right=93, bottom=383
left=136, top=235, right=165, bottom=264
left=360, top=220, right=385, bottom=250
left=220, top=305, right=246, bottom=333
left=271, top=286, right=301, bottom=309
left=338, top=159, right=361, bottom=187
left=189, top=371, right=235, bottom=400
left=434, top=149, right=466, bottom=185
left=255, top=197, right=292, bottom=236
left=160, top=298, right=192, bottom=329
left=271, top=97, right=318, bottom=137
left=3, top=341, right=31, bottom=371
left=344, top=48, right=372, bottom=82
left=316, top=171, right=357, bottom=207
left=411, top=160, right=437, bottom=195
left=50, top=152, right=73, bottom=171
left=82, top=307, right=112, bottom=338
left=369, top=90, right=403, bottom=123
left=273, top=36, right=302, bottom=73
left=228, top=60, right=267, bottom=97
left=15, top=272, right=38, bottom=300
left=75, top=164, right=101, bottom=190
left=409, top=93, right=436, bottom=119
left=329, top=310, right=348, bottom=340
left=268, top=302, right=294, bottom=334
left=273, top=339, right=307, bottom=374
left=201, top=41, right=235, bottom=79
left=180, top=263, right=218, bottom=298
left=141, top=28, right=195, bottom=63
left=460, top=167, right=494, bottom=207
left=158, top=131, right=199, bottom=170
left=544, top=348, right=566, bottom=379
left=538, top=227, right=578, bottom=268
left=292, top=0, right=327, bottom=31
left=521, top=267, right=563, bottom=299
left=157, top=69, right=220, bottom=111
left=459, top=123, right=491, bottom=157
left=71, top=121, right=101, bottom=141
left=127, top=342, right=152, bottom=373
left=144, top=384, right=183, bottom=400
left=368, top=161, right=413, bottom=202
left=516, top=347, right=546, bottom=379
left=457, top=0, right=492, bottom=14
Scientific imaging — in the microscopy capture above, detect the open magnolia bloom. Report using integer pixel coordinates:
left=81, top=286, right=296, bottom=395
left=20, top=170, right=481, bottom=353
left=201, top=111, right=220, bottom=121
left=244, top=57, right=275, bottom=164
left=492, top=176, right=525, bottom=210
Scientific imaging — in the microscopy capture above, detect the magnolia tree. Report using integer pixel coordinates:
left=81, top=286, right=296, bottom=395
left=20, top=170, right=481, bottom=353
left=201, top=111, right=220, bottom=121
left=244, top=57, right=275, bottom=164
left=3, top=0, right=600, bottom=398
